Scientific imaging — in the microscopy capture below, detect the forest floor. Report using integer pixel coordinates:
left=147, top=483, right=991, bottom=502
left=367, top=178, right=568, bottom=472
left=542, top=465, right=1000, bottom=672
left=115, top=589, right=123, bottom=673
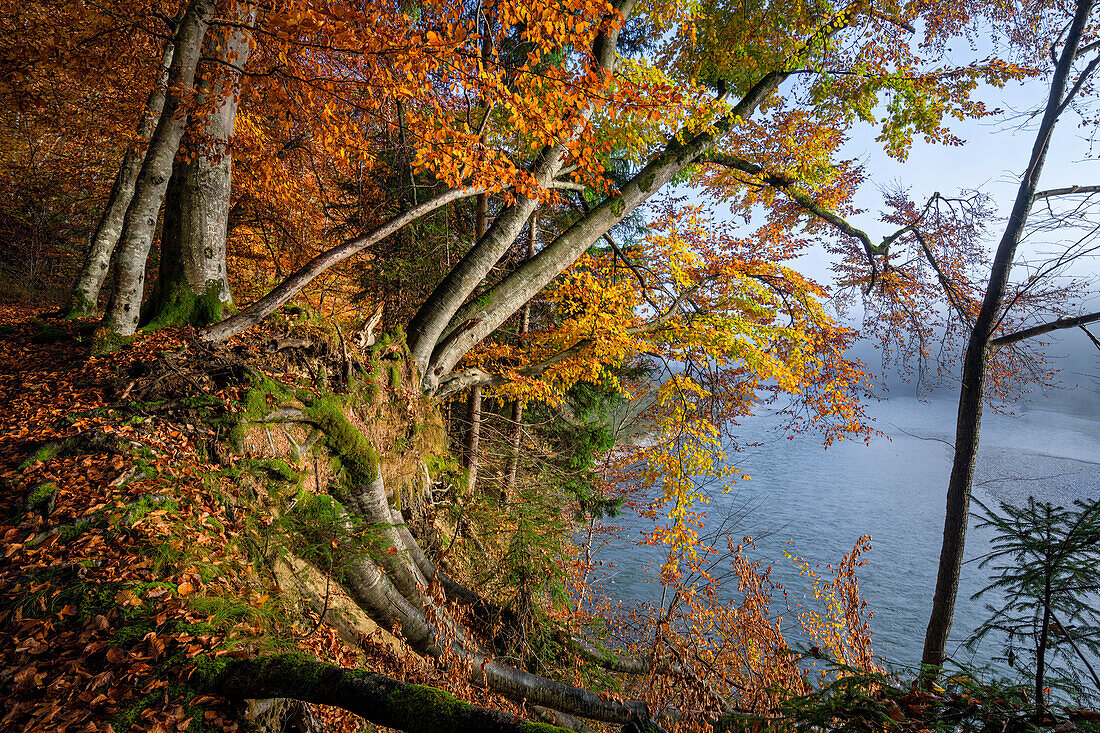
left=0, top=307, right=481, bottom=733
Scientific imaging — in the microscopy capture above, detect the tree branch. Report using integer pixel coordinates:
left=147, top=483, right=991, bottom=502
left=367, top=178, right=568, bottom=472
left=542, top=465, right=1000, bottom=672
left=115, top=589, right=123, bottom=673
left=434, top=281, right=705, bottom=399
left=990, top=311, right=1100, bottom=347
left=912, top=230, right=973, bottom=325
left=1031, top=184, right=1100, bottom=202
left=699, top=151, right=886, bottom=290
left=201, top=185, right=484, bottom=342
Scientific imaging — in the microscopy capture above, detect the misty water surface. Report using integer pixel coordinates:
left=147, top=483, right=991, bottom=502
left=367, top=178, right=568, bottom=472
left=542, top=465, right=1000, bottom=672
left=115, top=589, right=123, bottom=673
left=597, top=396, right=1100, bottom=674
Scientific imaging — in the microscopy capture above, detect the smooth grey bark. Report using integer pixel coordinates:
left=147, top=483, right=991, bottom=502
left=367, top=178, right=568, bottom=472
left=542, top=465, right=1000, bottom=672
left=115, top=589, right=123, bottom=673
left=405, top=0, right=639, bottom=385
left=209, top=655, right=575, bottom=733
left=145, top=1, right=257, bottom=328
left=461, top=195, right=490, bottom=494
left=67, top=39, right=176, bottom=318
left=99, top=0, right=217, bottom=340
left=345, top=471, right=435, bottom=613
left=920, top=0, right=1096, bottom=671
left=462, top=383, right=483, bottom=493
left=504, top=210, right=537, bottom=500
left=406, top=147, right=572, bottom=381
left=200, top=185, right=483, bottom=342
left=424, top=70, right=789, bottom=382
left=297, top=434, right=648, bottom=722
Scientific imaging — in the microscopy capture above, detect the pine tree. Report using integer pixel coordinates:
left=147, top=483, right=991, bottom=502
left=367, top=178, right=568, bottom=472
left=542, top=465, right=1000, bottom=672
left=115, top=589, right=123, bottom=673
left=966, top=496, right=1100, bottom=716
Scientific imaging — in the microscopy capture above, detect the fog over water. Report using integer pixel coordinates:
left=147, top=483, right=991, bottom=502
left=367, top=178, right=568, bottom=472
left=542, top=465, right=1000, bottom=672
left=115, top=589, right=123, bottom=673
left=598, top=382, right=1100, bottom=673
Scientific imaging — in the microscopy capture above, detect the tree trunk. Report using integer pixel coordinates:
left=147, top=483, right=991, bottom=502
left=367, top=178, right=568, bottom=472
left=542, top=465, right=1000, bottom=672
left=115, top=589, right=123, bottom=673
left=405, top=0, right=638, bottom=386
left=461, top=194, right=490, bottom=494
left=144, top=0, right=256, bottom=329
left=503, top=210, right=536, bottom=501
left=96, top=0, right=216, bottom=348
left=463, top=383, right=482, bottom=495
left=67, top=39, right=175, bottom=318
left=920, top=0, right=1093, bottom=671
left=200, top=186, right=483, bottom=342
left=423, top=71, right=788, bottom=382
left=1036, top=569, right=1053, bottom=717
left=207, top=655, right=575, bottom=733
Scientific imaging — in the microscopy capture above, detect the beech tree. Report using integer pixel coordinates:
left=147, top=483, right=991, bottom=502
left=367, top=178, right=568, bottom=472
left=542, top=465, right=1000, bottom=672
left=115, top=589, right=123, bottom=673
left=142, top=0, right=256, bottom=329
left=31, top=0, right=1100, bottom=726
left=66, top=37, right=176, bottom=318
left=97, top=0, right=217, bottom=346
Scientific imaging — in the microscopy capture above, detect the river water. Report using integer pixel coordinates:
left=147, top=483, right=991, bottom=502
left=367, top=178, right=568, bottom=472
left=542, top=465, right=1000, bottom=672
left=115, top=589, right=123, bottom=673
left=597, top=396, right=1100, bottom=674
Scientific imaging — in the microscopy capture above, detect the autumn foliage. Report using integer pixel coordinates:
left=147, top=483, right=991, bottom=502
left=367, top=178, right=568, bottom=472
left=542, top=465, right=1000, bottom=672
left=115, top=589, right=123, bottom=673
left=2, top=0, right=1099, bottom=729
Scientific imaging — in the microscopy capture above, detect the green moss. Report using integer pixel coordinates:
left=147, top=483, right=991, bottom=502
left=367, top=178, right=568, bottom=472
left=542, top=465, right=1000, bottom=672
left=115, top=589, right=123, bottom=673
left=388, top=364, right=400, bottom=389
left=90, top=327, right=135, bottom=356
left=471, top=291, right=492, bottom=311
left=56, top=519, right=94, bottom=544
left=189, top=654, right=229, bottom=688
left=27, top=481, right=57, bottom=512
left=18, top=442, right=62, bottom=471
left=294, top=490, right=346, bottom=520
left=242, top=388, right=269, bottom=419
left=225, top=422, right=247, bottom=450
left=64, top=297, right=97, bottom=320
left=384, top=683, right=567, bottom=733
left=238, top=458, right=299, bottom=484
left=123, top=495, right=180, bottom=527
left=142, top=281, right=229, bottom=331
left=305, top=396, right=379, bottom=484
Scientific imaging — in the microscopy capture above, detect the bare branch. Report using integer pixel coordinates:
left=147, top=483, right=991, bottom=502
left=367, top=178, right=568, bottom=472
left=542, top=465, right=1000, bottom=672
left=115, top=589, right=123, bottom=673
left=912, top=230, right=973, bottom=325
left=991, top=311, right=1100, bottom=347
left=1031, top=184, right=1100, bottom=202
left=202, top=185, right=484, bottom=342
left=1078, top=324, right=1100, bottom=352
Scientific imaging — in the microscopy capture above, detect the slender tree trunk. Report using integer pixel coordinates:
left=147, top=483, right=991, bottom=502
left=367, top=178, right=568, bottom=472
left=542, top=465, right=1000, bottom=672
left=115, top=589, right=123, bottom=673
left=503, top=210, right=536, bottom=500
left=920, top=0, right=1093, bottom=671
left=144, top=0, right=256, bottom=329
left=462, top=194, right=490, bottom=494
left=463, top=380, right=482, bottom=495
left=200, top=186, right=483, bottom=343
left=1036, top=566, right=1053, bottom=717
left=66, top=39, right=175, bottom=318
left=96, top=0, right=216, bottom=348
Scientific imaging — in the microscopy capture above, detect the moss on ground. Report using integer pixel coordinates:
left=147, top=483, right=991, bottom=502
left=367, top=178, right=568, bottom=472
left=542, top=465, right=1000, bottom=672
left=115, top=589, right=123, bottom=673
left=26, top=481, right=57, bottom=511
left=18, top=441, right=64, bottom=471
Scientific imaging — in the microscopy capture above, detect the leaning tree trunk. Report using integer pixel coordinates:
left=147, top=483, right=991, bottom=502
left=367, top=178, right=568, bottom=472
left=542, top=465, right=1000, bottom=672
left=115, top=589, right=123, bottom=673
left=920, top=0, right=1092, bottom=671
left=422, top=70, right=789, bottom=383
left=404, top=0, right=640, bottom=386
left=503, top=210, right=537, bottom=501
left=143, top=0, right=256, bottom=329
left=67, top=39, right=175, bottom=318
left=96, top=0, right=216, bottom=349
left=206, top=655, right=576, bottom=733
